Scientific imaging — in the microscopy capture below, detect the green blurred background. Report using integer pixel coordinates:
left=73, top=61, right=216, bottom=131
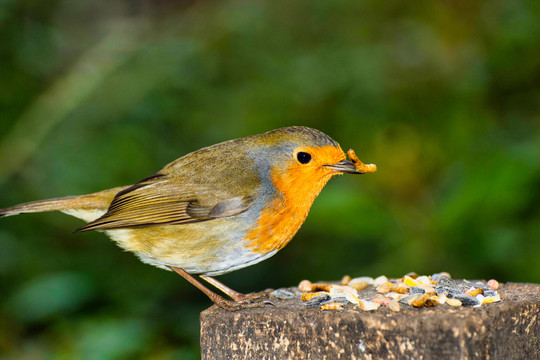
left=1, top=0, right=539, bottom=358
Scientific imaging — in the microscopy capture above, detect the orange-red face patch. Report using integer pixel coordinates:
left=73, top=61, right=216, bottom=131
left=245, top=145, right=346, bottom=254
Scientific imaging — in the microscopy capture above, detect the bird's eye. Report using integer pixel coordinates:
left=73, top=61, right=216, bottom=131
left=296, top=152, right=312, bottom=164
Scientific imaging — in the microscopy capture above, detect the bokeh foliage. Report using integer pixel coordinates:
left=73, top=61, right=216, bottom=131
left=1, top=0, right=539, bottom=358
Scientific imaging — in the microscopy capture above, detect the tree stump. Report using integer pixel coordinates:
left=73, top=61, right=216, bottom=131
left=200, top=282, right=540, bottom=359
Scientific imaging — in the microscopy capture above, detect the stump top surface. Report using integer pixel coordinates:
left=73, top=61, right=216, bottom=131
left=202, top=282, right=540, bottom=318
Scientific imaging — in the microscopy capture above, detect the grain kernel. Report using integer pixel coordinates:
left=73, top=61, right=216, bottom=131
left=373, top=275, right=389, bottom=288
left=388, top=299, right=401, bottom=312
left=320, top=302, right=344, bottom=310
left=377, top=282, right=392, bottom=294
left=465, top=288, right=483, bottom=297
left=390, top=283, right=409, bottom=294
left=348, top=279, right=369, bottom=291
left=311, top=283, right=333, bottom=292
left=341, top=275, right=352, bottom=285
left=424, top=296, right=440, bottom=307
left=483, top=294, right=501, bottom=304
left=358, top=299, right=380, bottom=311
left=385, top=292, right=402, bottom=300
left=404, top=272, right=419, bottom=279
left=416, top=276, right=431, bottom=285
left=411, top=294, right=431, bottom=308
left=446, top=298, right=462, bottom=307
left=371, top=294, right=386, bottom=305
left=403, top=275, right=419, bottom=287
left=487, top=279, right=500, bottom=290
left=298, top=280, right=312, bottom=292
left=330, top=285, right=359, bottom=305
left=301, top=292, right=329, bottom=301
left=351, top=277, right=374, bottom=286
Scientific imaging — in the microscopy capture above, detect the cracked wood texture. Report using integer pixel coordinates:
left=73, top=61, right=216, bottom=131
left=200, top=282, right=540, bottom=360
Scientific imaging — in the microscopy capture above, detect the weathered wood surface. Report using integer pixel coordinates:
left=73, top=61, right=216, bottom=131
left=200, top=282, right=540, bottom=360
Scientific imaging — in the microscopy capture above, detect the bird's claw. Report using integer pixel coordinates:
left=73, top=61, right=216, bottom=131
left=214, top=290, right=275, bottom=311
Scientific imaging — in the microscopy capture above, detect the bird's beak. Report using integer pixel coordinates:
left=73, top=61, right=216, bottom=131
left=324, top=160, right=363, bottom=174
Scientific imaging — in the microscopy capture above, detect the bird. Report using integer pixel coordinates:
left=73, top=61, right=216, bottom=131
left=0, top=126, right=376, bottom=310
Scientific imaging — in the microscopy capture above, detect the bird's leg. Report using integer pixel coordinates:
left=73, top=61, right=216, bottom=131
left=199, top=275, right=246, bottom=301
left=168, top=266, right=226, bottom=304
left=201, top=275, right=275, bottom=302
left=168, top=266, right=270, bottom=311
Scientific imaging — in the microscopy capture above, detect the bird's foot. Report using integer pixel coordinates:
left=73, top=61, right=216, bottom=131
left=214, top=290, right=275, bottom=311
left=233, top=288, right=275, bottom=302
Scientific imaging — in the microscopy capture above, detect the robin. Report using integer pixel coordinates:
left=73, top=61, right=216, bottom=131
left=0, top=126, right=376, bottom=310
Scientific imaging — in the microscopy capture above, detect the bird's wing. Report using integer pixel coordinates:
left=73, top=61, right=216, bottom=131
left=75, top=174, right=253, bottom=232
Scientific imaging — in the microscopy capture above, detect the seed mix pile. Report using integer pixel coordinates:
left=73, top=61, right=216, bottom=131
left=287, top=272, right=501, bottom=312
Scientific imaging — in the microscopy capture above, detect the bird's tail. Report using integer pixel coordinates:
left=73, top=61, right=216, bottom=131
left=0, top=187, right=125, bottom=222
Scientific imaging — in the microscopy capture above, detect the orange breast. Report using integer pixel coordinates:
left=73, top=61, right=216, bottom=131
left=245, top=145, right=345, bottom=254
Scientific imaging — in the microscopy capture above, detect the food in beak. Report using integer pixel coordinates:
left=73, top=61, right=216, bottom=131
left=347, top=149, right=377, bottom=174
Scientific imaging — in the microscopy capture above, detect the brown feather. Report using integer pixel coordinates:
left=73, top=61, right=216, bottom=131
left=75, top=173, right=254, bottom=232
left=0, top=187, right=123, bottom=218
